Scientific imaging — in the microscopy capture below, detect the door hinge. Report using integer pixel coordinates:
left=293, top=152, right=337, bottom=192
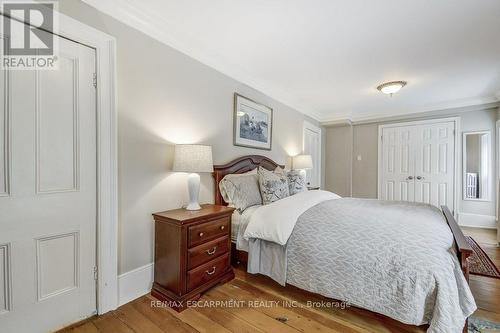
left=93, top=266, right=98, bottom=281
left=92, top=73, right=97, bottom=88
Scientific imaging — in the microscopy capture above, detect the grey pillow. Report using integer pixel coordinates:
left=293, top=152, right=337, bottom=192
left=219, top=172, right=262, bottom=211
left=258, top=166, right=290, bottom=205
left=287, top=170, right=308, bottom=195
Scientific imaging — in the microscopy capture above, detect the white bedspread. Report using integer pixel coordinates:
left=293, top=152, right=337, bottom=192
left=243, top=190, right=340, bottom=245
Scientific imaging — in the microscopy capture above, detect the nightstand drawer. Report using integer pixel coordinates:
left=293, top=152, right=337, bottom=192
left=188, top=217, right=229, bottom=247
left=188, top=236, right=229, bottom=270
left=187, top=253, right=229, bottom=291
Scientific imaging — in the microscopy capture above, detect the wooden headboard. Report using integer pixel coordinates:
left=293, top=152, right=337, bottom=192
left=212, top=155, right=284, bottom=206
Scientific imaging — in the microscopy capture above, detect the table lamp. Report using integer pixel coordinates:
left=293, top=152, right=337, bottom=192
left=173, top=144, right=214, bottom=210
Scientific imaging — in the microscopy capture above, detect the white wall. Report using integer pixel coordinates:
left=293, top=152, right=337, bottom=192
left=57, top=0, right=321, bottom=274
left=324, top=108, right=498, bottom=228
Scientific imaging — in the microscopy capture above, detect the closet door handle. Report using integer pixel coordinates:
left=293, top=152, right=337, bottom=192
left=407, top=176, right=414, bottom=180
left=416, top=176, right=424, bottom=180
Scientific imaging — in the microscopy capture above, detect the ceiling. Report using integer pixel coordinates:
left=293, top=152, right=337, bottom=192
left=83, top=0, right=500, bottom=123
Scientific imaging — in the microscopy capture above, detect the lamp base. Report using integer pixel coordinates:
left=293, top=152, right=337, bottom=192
left=186, top=173, right=201, bottom=211
left=185, top=202, right=201, bottom=211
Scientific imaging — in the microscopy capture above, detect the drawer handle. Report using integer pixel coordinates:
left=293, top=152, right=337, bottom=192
left=199, top=232, right=204, bottom=237
left=206, top=247, right=217, bottom=255
left=206, top=267, right=216, bottom=275
left=220, top=225, right=225, bottom=230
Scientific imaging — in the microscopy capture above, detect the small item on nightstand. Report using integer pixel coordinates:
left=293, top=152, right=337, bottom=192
left=151, top=204, right=235, bottom=312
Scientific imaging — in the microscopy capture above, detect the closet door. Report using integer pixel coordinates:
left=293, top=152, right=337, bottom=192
left=380, top=126, right=416, bottom=202
left=414, top=122, right=455, bottom=209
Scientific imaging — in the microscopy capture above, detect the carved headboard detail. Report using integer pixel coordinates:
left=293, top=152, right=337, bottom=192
left=212, top=155, right=284, bottom=206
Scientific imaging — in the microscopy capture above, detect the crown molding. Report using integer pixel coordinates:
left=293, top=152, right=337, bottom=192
left=321, top=96, right=500, bottom=126
left=81, top=0, right=324, bottom=121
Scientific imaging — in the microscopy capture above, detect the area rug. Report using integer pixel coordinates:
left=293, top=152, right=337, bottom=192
left=468, top=317, right=500, bottom=332
left=465, top=236, right=500, bottom=279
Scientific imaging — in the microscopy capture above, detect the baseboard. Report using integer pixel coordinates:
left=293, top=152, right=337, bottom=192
left=118, top=263, right=154, bottom=306
left=458, top=212, right=497, bottom=229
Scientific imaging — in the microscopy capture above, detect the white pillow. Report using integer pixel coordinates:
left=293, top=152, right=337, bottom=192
left=219, top=169, right=262, bottom=211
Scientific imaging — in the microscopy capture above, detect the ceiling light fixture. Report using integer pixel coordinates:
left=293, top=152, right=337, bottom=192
left=377, top=81, right=407, bottom=96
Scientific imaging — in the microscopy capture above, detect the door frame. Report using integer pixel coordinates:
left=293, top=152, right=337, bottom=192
left=303, top=121, right=322, bottom=187
left=377, top=117, right=460, bottom=215
left=0, top=10, right=119, bottom=313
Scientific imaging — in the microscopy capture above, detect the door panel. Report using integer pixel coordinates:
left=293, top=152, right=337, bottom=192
left=303, top=126, right=321, bottom=187
left=380, top=126, right=416, bottom=202
left=0, top=18, right=97, bottom=333
left=414, top=122, right=455, bottom=209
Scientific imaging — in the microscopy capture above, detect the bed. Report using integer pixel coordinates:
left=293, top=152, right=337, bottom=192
left=213, top=155, right=476, bottom=333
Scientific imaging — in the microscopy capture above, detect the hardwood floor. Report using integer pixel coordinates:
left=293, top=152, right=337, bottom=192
left=60, top=228, right=499, bottom=333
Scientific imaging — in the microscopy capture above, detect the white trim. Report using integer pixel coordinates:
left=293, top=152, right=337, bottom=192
left=377, top=117, right=460, bottom=215
left=321, top=99, right=499, bottom=125
left=458, top=212, right=497, bottom=229
left=118, top=263, right=153, bottom=307
left=303, top=121, right=322, bottom=188
left=0, top=11, right=119, bottom=314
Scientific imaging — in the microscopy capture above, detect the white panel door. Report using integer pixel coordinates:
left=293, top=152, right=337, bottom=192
left=303, top=124, right=321, bottom=187
left=414, top=122, right=455, bottom=209
left=380, top=126, right=416, bottom=202
left=0, top=20, right=97, bottom=333
left=380, top=120, right=455, bottom=211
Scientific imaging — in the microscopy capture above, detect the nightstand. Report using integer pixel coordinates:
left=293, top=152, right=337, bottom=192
left=151, top=204, right=235, bottom=311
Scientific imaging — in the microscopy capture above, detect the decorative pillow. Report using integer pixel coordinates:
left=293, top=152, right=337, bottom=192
left=258, top=166, right=290, bottom=205
left=219, top=170, right=262, bottom=211
left=287, top=170, right=308, bottom=195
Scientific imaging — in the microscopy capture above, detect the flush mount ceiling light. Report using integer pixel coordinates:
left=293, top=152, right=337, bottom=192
left=377, top=81, right=407, bottom=96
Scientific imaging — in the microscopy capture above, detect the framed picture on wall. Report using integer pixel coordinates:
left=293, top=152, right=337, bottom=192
left=233, top=93, right=273, bottom=150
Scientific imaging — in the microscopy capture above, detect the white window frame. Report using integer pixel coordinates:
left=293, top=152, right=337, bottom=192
left=0, top=10, right=119, bottom=313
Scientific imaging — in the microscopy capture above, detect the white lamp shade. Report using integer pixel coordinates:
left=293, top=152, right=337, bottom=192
left=292, top=154, right=313, bottom=170
left=172, top=144, right=214, bottom=173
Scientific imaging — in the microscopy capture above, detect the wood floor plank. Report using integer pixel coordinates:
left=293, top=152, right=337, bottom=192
left=190, top=296, right=265, bottom=333
left=114, top=302, right=165, bottom=333
left=163, top=303, right=232, bottom=333
left=231, top=279, right=371, bottom=332
left=131, top=297, right=199, bottom=333
left=92, top=312, right=134, bottom=333
left=470, top=275, right=500, bottom=313
left=473, top=308, right=500, bottom=323
left=227, top=278, right=373, bottom=333
left=216, top=280, right=361, bottom=333
left=70, top=322, right=100, bottom=333
left=201, top=289, right=301, bottom=333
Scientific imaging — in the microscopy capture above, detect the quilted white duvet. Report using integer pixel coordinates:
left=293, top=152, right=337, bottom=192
left=242, top=191, right=477, bottom=333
